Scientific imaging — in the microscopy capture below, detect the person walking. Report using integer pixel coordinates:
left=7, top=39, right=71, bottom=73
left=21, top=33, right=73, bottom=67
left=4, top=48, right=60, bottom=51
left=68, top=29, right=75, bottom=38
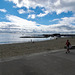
left=66, top=40, right=71, bottom=54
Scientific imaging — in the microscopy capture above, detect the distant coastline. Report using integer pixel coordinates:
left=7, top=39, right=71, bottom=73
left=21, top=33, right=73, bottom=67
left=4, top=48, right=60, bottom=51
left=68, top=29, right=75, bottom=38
left=0, top=33, right=53, bottom=44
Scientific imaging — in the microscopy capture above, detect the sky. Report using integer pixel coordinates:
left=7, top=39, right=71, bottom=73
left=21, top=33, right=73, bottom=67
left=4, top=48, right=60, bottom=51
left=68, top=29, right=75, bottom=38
left=0, top=0, right=75, bottom=33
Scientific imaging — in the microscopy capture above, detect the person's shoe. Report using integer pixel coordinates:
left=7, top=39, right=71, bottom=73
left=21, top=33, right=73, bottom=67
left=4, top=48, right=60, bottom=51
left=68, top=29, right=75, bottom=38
left=66, top=52, right=67, bottom=54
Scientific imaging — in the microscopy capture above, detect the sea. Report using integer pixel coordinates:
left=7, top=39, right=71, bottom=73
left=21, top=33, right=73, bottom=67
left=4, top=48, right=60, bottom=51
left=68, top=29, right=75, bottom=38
left=0, top=33, right=54, bottom=44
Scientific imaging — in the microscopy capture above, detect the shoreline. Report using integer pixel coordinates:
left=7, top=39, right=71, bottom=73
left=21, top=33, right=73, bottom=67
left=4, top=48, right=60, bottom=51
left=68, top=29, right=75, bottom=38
left=0, top=37, right=52, bottom=45
left=0, top=37, right=75, bottom=58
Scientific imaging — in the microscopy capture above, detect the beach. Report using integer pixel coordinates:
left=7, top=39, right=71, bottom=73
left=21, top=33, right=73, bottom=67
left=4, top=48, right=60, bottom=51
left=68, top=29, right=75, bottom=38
left=0, top=37, right=75, bottom=58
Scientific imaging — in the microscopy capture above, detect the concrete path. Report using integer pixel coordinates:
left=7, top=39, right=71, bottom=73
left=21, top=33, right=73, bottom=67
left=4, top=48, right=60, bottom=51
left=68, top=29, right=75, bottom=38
left=0, top=49, right=75, bottom=75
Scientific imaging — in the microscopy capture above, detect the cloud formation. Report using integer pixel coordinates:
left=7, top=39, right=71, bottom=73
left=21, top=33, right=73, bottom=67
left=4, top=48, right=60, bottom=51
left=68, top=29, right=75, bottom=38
left=7, top=0, right=75, bottom=15
left=0, top=14, right=75, bottom=33
left=0, top=9, right=7, bottom=13
left=17, top=9, right=34, bottom=14
left=6, top=14, right=37, bottom=27
left=28, top=14, right=36, bottom=19
left=37, top=11, right=48, bottom=17
left=1, top=0, right=74, bottom=33
left=17, top=9, right=25, bottom=14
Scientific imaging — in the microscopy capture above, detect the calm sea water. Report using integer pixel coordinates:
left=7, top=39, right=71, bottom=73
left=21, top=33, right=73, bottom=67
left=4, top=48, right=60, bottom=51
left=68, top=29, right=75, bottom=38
left=0, top=33, right=52, bottom=44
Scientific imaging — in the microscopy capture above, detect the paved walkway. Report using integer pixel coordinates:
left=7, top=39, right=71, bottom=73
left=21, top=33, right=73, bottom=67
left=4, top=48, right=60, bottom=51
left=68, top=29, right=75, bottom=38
left=0, top=49, right=75, bottom=75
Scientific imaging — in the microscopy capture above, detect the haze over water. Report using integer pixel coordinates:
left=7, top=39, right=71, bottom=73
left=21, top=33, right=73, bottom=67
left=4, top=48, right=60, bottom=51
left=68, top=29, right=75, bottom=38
left=0, top=33, right=52, bottom=44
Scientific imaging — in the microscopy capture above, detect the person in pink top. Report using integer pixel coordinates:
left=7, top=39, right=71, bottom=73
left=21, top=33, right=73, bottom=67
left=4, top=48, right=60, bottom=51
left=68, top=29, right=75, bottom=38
left=66, top=40, right=71, bottom=54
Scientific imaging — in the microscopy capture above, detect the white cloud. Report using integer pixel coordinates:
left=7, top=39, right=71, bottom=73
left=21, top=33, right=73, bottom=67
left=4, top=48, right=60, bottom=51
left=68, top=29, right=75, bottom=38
left=0, top=9, right=7, bottom=13
left=17, top=9, right=34, bottom=14
left=27, top=9, right=34, bottom=13
left=6, top=14, right=37, bottom=27
left=49, top=19, right=60, bottom=22
left=0, top=14, right=75, bottom=33
left=37, top=11, right=48, bottom=17
left=0, top=14, right=39, bottom=32
left=28, top=14, right=36, bottom=19
left=39, top=16, right=75, bottom=33
left=7, top=0, right=75, bottom=15
left=59, top=17, right=75, bottom=25
left=13, top=6, right=17, bottom=8
left=17, top=9, right=25, bottom=14
left=27, top=10, right=49, bottom=18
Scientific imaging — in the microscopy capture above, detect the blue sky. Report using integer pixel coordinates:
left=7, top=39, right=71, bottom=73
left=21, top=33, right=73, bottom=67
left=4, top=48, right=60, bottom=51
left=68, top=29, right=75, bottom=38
left=0, top=0, right=75, bottom=33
